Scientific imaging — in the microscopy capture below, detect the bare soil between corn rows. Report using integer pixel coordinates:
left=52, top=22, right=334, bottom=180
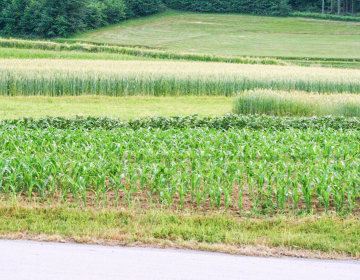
left=9, top=184, right=359, bottom=215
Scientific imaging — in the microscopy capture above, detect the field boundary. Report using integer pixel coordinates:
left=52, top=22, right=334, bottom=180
left=2, top=37, right=360, bottom=69
left=0, top=234, right=352, bottom=260
left=0, top=38, right=284, bottom=66
left=0, top=203, right=358, bottom=260
left=62, top=39, right=360, bottom=63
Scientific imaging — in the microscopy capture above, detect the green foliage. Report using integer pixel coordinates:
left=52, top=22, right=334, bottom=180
left=86, top=0, right=107, bottom=28
left=289, top=0, right=323, bottom=12
left=85, top=0, right=129, bottom=28
left=124, top=0, right=165, bottom=17
left=1, top=122, right=360, bottom=214
left=3, top=114, right=360, bottom=131
left=102, top=0, right=127, bottom=23
left=293, top=11, right=360, bottom=22
left=0, top=0, right=164, bottom=38
left=289, top=0, right=360, bottom=13
left=37, top=0, right=88, bottom=38
left=163, top=0, right=292, bottom=16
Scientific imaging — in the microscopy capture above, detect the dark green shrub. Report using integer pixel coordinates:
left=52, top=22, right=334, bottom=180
left=124, top=0, right=165, bottom=17
left=103, top=0, right=127, bottom=23
left=86, top=0, right=107, bottom=28
left=0, top=0, right=164, bottom=38
left=163, top=0, right=292, bottom=16
left=293, top=11, right=360, bottom=22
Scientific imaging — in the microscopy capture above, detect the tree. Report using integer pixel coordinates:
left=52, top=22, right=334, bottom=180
left=102, top=0, right=127, bottom=24
left=338, top=0, right=341, bottom=14
left=37, top=0, right=88, bottom=38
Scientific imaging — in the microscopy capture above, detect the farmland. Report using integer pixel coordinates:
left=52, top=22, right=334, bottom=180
left=1, top=59, right=360, bottom=97
left=1, top=10, right=360, bottom=259
left=0, top=96, right=230, bottom=119
left=235, top=90, right=360, bottom=117
left=73, top=11, right=360, bottom=60
left=2, top=117, right=360, bottom=215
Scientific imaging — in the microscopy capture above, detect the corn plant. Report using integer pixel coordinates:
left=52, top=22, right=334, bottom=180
left=0, top=123, right=360, bottom=214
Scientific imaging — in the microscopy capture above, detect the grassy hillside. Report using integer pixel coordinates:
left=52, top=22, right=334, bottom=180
left=72, top=11, right=360, bottom=59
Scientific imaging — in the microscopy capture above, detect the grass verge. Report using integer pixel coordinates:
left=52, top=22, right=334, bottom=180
left=0, top=202, right=359, bottom=260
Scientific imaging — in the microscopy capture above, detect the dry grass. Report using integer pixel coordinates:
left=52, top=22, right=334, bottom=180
left=0, top=202, right=359, bottom=260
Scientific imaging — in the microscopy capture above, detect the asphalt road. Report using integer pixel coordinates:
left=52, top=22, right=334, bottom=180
left=0, top=239, right=359, bottom=280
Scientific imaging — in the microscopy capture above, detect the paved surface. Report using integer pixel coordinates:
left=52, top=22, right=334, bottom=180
left=0, top=240, right=359, bottom=280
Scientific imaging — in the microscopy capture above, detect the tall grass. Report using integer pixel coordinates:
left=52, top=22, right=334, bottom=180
left=1, top=59, right=360, bottom=96
left=234, top=90, right=360, bottom=117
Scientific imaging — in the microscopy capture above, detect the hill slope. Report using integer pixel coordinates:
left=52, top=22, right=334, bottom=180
left=72, top=11, right=360, bottom=59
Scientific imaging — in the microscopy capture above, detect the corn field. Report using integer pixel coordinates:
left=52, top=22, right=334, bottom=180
left=234, top=90, right=360, bottom=117
left=2, top=40, right=360, bottom=216
left=1, top=124, right=360, bottom=214
left=1, top=59, right=360, bottom=96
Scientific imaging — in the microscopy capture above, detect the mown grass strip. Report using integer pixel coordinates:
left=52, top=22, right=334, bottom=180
left=3, top=37, right=360, bottom=65
left=0, top=203, right=359, bottom=259
left=0, top=96, right=231, bottom=120
left=0, top=38, right=283, bottom=65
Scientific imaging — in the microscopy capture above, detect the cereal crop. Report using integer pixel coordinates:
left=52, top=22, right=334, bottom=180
left=1, top=59, right=360, bottom=96
left=234, top=90, right=360, bottom=117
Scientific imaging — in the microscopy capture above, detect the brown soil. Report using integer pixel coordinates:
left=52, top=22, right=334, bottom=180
left=7, top=182, right=359, bottom=216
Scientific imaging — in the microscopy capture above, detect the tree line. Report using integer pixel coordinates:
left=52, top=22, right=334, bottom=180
left=290, top=0, right=359, bottom=14
left=0, top=0, right=165, bottom=38
left=163, top=0, right=359, bottom=15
